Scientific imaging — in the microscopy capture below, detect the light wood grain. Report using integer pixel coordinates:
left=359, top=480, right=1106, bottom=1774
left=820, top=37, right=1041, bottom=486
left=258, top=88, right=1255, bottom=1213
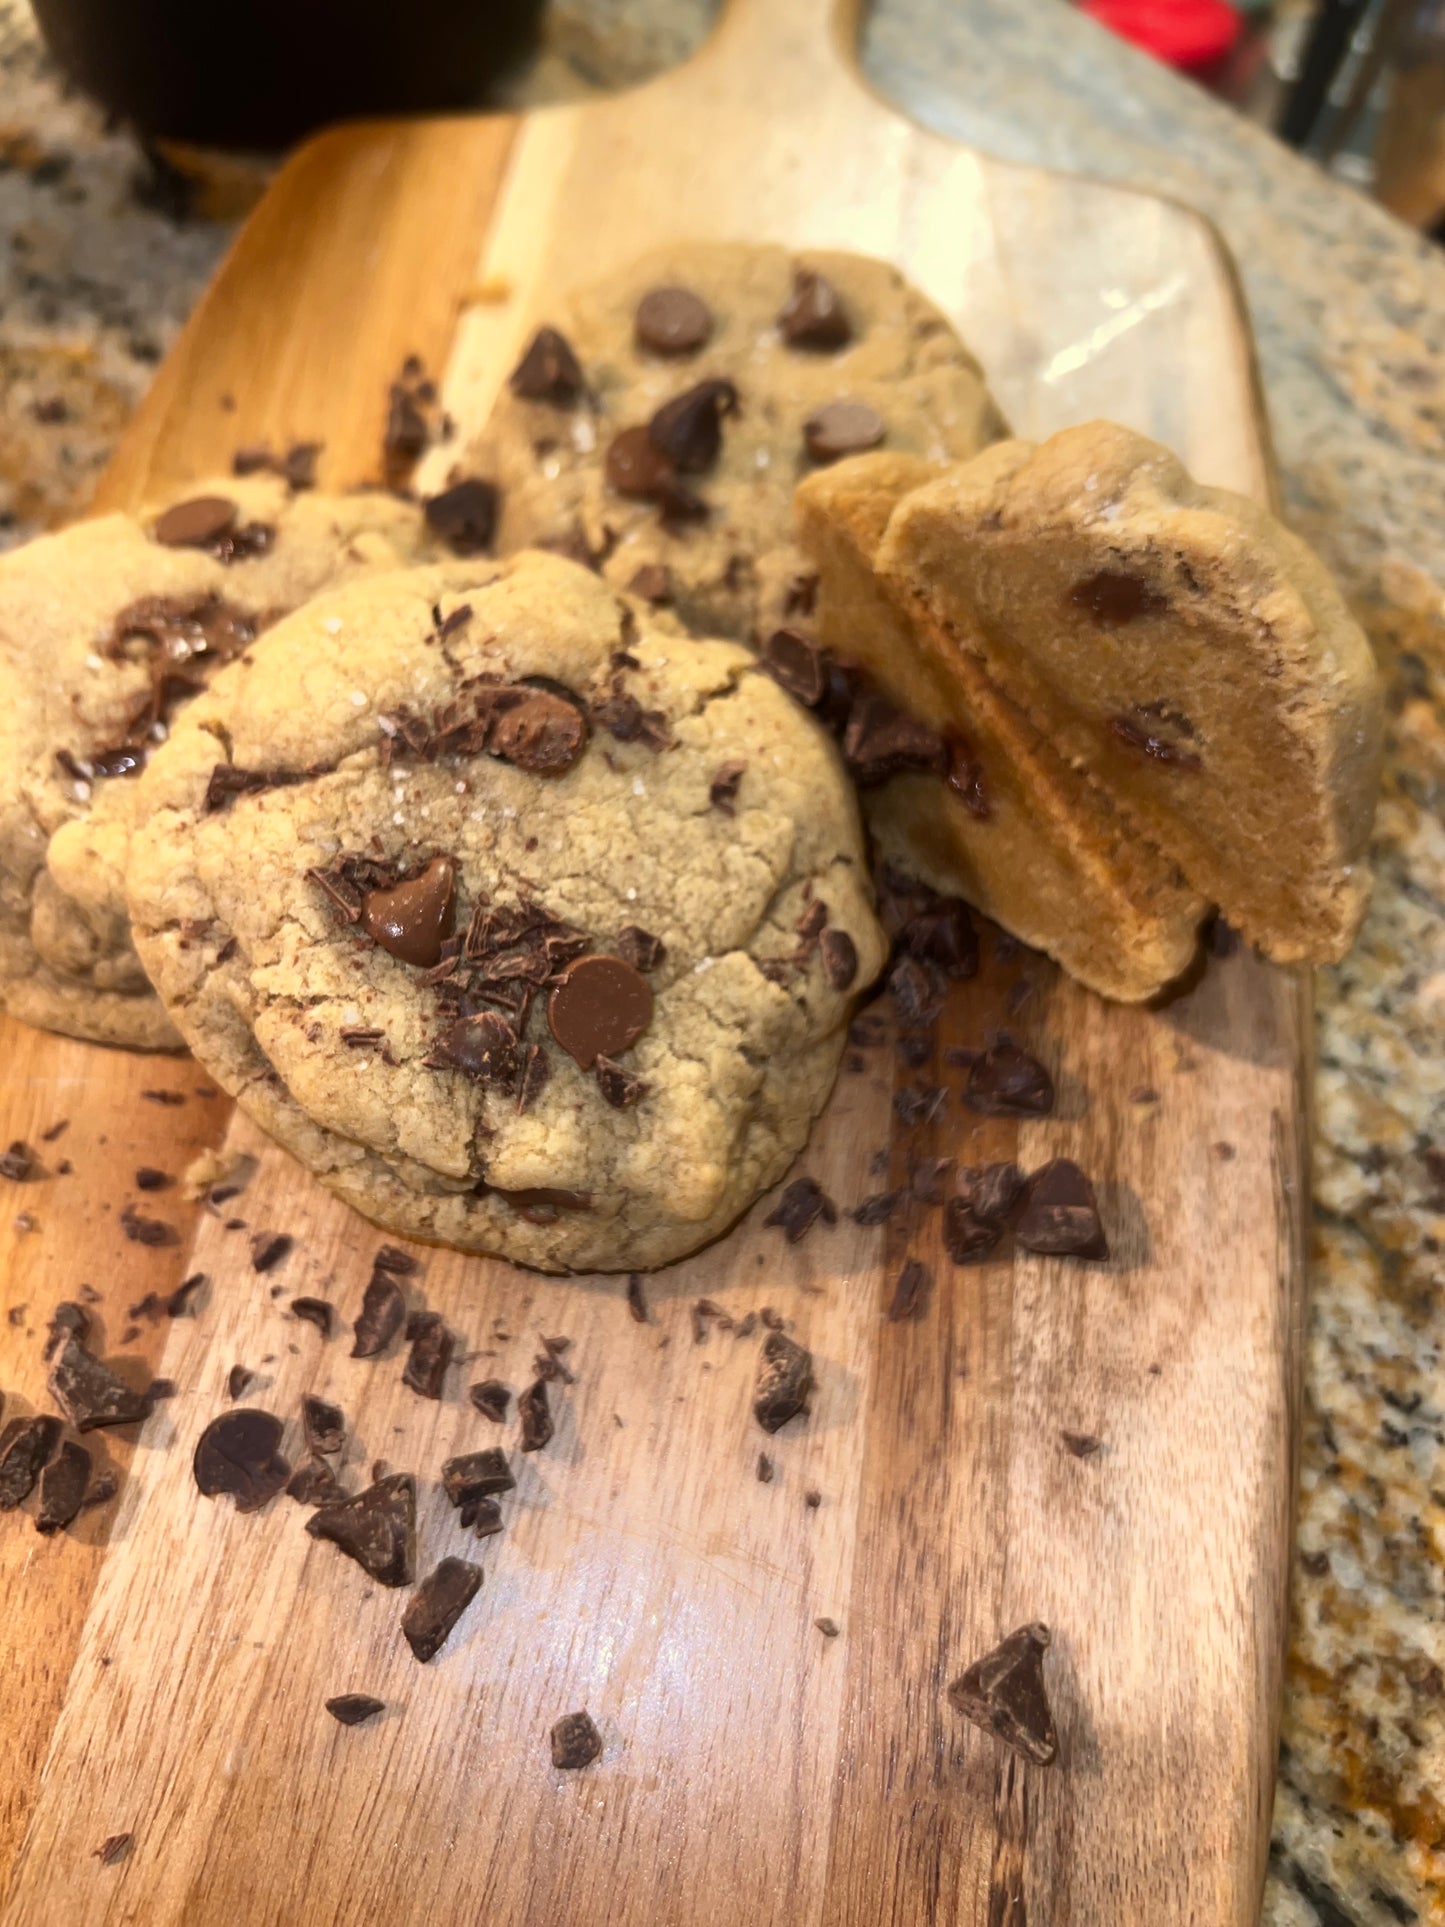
left=0, top=1, right=1305, bottom=1921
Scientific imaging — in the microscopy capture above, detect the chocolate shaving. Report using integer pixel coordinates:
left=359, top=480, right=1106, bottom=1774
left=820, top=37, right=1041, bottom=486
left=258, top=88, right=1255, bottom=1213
left=625, top=1275, right=649, bottom=1324
left=193, top=1409, right=291, bottom=1513
left=94, top=1834, right=133, bottom=1867
left=290, top=1297, right=333, bottom=1338
left=306, top=1473, right=416, bottom=1587
left=403, top=1558, right=483, bottom=1663
left=764, top=1176, right=837, bottom=1243
left=947, top=1622, right=1058, bottom=1766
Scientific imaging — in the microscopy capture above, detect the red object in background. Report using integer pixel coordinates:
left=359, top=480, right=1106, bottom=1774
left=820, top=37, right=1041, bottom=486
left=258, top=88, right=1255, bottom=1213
left=1081, top=0, right=1243, bottom=79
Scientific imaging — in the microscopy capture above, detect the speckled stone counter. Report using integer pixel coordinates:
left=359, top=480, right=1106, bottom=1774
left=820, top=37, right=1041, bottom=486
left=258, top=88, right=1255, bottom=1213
left=1, top=1, right=1441, bottom=1919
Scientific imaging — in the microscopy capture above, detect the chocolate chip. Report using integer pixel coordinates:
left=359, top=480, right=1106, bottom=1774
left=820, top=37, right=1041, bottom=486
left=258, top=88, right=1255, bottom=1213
left=762, top=628, right=826, bottom=707
left=754, top=1331, right=814, bottom=1434
left=226, top=1365, right=255, bottom=1401
left=33, top=1441, right=91, bottom=1534
left=119, top=1204, right=177, bottom=1247
left=615, top=925, right=665, bottom=972
left=852, top=1190, right=902, bottom=1226
left=291, top=1297, right=333, bottom=1338
left=1015, top=1160, right=1108, bottom=1259
left=947, top=1622, right=1058, bottom=1766
left=635, top=286, right=712, bottom=356
left=959, top=1161, right=1024, bottom=1223
left=946, top=734, right=991, bottom=819
left=43, top=1301, right=90, bottom=1362
left=628, top=563, right=673, bottom=604
left=943, top=1200, right=1002, bottom=1265
left=764, top=1176, right=837, bottom=1243
left=547, top=953, right=653, bottom=1070
left=469, top=1379, right=511, bottom=1421
left=302, top=1395, right=346, bottom=1457
left=804, top=399, right=885, bottom=464
left=0, top=1414, right=61, bottom=1510
left=326, top=1694, right=384, bottom=1726
left=1068, top=571, right=1167, bottom=624
left=193, top=1409, right=291, bottom=1513
left=963, top=1043, right=1054, bottom=1118
left=550, top=1709, right=603, bottom=1769
left=287, top=1457, right=349, bottom=1506
left=428, top=1010, right=522, bottom=1091
left=403, top=1557, right=483, bottom=1663
left=709, top=760, right=746, bottom=814
left=307, top=1473, right=416, bottom=1587
left=899, top=898, right=978, bottom=979
left=402, top=1313, right=453, bottom=1399
left=509, top=325, right=585, bottom=404
left=442, top=1448, right=514, bottom=1506
left=423, top=479, right=499, bottom=555
left=518, top=1378, right=553, bottom=1452
left=843, top=692, right=945, bottom=787
left=1061, top=1432, right=1103, bottom=1459
left=492, top=684, right=590, bottom=775
left=250, top=1231, right=293, bottom=1273
left=152, top=495, right=237, bottom=548
left=361, top=857, right=456, bottom=968
left=778, top=268, right=851, bottom=350
left=603, top=425, right=704, bottom=524
left=48, top=1339, right=150, bottom=1432
left=94, top=1834, right=134, bottom=1867
left=352, top=1268, right=407, bottom=1359
left=647, top=378, right=738, bottom=472
left=819, top=927, right=858, bottom=990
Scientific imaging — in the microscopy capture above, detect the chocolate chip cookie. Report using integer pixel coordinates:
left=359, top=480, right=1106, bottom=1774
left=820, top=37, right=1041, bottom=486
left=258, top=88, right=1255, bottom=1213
left=125, top=551, right=887, bottom=1272
left=0, top=477, right=436, bottom=1048
left=459, top=243, right=1007, bottom=641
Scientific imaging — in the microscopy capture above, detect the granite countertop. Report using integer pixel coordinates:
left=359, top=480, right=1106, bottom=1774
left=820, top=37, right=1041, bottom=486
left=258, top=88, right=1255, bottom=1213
left=1, top=0, right=1441, bottom=1919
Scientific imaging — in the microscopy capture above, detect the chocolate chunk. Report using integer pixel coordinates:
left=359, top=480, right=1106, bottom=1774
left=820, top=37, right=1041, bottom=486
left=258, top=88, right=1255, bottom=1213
left=635, top=286, right=712, bottom=356
left=226, top=1365, right=255, bottom=1401
left=947, top=1622, right=1058, bottom=1766
left=492, top=684, right=589, bottom=775
left=134, top=1166, right=171, bottom=1191
left=815, top=1616, right=841, bottom=1638
left=804, top=399, right=885, bottom=463
left=94, top=1834, right=134, bottom=1867
left=946, top=733, right=991, bottom=818
left=550, top=1709, right=603, bottom=1769
left=193, top=1409, right=291, bottom=1513
left=373, top=1244, right=418, bottom=1275
left=518, top=1378, right=553, bottom=1452
left=1015, top=1160, right=1108, bottom=1260
left=852, top=1189, right=902, bottom=1225
left=628, top=563, right=673, bottom=604
left=0, top=1139, right=36, bottom=1182
left=469, top=1379, right=511, bottom=1421
left=361, top=857, right=456, bottom=968
left=625, top=1275, right=649, bottom=1325
left=754, top=1331, right=813, bottom=1433
left=604, top=425, right=705, bottom=522
left=287, top=1457, right=349, bottom=1506
left=963, top=1042, right=1054, bottom=1118
left=35, top=1444, right=95, bottom=1532
left=764, top=1176, right=837, bottom=1244
left=303, top=1395, right=346, bottom=1457
left=615, top=925, right=665, bottom=973
left=326, top=1694, right=384, bottom=1726
left=119, top=1204, right=177, bottom=1247
left=352, top=1269, right=407, bottom=1359
left=709, top=760, right=746, bottom=814
left=819, top=927, right=858, bottom=990
left=944, top=1200, right=1002, bottom=1265
left=469, top=1496, right=504, bottom=1538
left=843, top=692, right=945, bottom=787
left=648, top=378, right=738, bottom=472
left=402, top=1313, right=454, bottom=1399
left=250, top=1231, right=293, bottom=1273
left=547, top=953, right=653, bottom=1070
left=307, top=1473, right=416, bottom=1587
left=403, top=1557, right=483, bottom=1663
left=1109, top=711, right=1202, bottom=771
left=778, top=268, right=851, bottom=350
left=152, top=495, right=236, bottom=548
left=762, top=628, right=826, bottom=708
left=290, top=1297, right=333, bottom=1338
left=757, top=1452, right=774, bottom=1483
left=959, top=1161, right=1024, bottom=1223
left=43, top=1301, right=90, bottom=1362
left=442, top=1448, right=514, bottom=1506
left=0, top=1414, right=61, bottom=1510
left=79, top=1470, right=119, bottom=1511
left=49, top=1339, right=149, bottom=1432
left=1069, top=571, right=1167, bottom=624
left=1061, top=1432, right=1103, bottom=1459
left=899, top=898, right=978, bottom=979
left=887, top=1259, right=932, bottom=1322
left=509, top=325, right=585, bottom=404
left=423, top=479, right=499, bottom=555
left=165, top=1273, right=206, bottom=1318
left=428, top=1010, right=521, bottom=1090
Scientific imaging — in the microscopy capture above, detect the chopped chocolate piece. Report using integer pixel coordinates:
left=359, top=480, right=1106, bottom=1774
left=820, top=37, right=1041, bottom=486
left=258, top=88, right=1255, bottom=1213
left=843, top=692, right=945, bottom=787
left=628, top=563, right=673, bottom=604
left=140, top=1088, right=185, bottom=1105
left=509, top=325, right=585, bottom=404
left=424, top=479, right=499, bottom=555
left=43, top=1300, right=90, bottom=1362
left=516, top=1043, right=552, bottom=1115
left=762, top=627, right=826, bottom=707
left=291, top=1297, right=334, bottom=1338
left=804, top=399, right=886, bottom=464
left=203, top=763, right=300, bottom=813
left=604, top=425, right=706, bottom=523
left=165, top=1274, right=206, bottom=1318
left=352, top=1269, right=407, bottom=1360
left=550, top=1709, right=603, bottom=1769
left=648, top=378, right=738, bottom=472
left=947, top=1622, right=1058, bottom=1766
left=361, top=856, right=456, bottom=968
left=608, top=926, right=663, bottom=979
left=815, top=1617, right=840, bottom=1638
left=635, top=285, right=712, bottom=356
left=709, top=760, right=746, bottom=814
left=469, top=1379, right=511, bottom=1422
left=226, top=1365, right=255, bottom=1401
left=943, top=1200, right=1003, bottom=1265
left=373, top=1245, right=418, bottom=1275
left=39, top=1118, right=68, bottom=1142
left=963, top=1042, right=1054, bottom=1118
left=764, top=1176, right=837, bottom=1244
left=119, top=1204, right=177, bottom=1247
left=911, top=1157, right=955, bottom=1205
left=893, top=1084, right=946, bottom=1128
left=302, top=1395, right=346, bottom=1457
left=402, top=1313, right=454, bottom=1399
left=819, top=927, right=858, bottom=990
left=757, top=1453, right=774, bottom=1484
left=759, top=1307, right=784, bottom=1331
left=753, top=1332, right=813, bottom=1434
left=403, top=1558, right=483, bottom=1663
left=959, top=1161, right=1025, bottom=1224
left=307, top=1473, right=416, bottom=1587
left=537, top=1334, right=576, bottom=1384
left=428, top=1007, right=522, bottom=1088
left=1069, top=570, right=1167, bottom=625
left=49, top=1339, right=149, bottom=1432
left=469, top=1496, right=504, bottom=1538
left=94, top=1833, right=133, bottom=1867
left=492, top=682, right=589, bottom=775
left=888, top=955, right=941, bottom=1027
left=79, top=1470, right=119, bottom=1512
left=1016, top=1160, right=1108, bottom=1259
left=852, top=1190, right=902, bottom=1226
left=0, top=1414, right=61, bottom=1510
left=945, top=733, right=992, bottom=819
left=326, top=1694, right=384, bottom=1727
left=594, top=1053, right=650, bottom=1107
left=887, top=1259, right=933, bottom=1322
left=899, top=898, right=978, bottom=979
left=134, top=1166, right=171, bottom=1192
left=804, top=1488, right=822, bottom=1508
left=193, top=1409, right=291, bottom=1513
left=152, top=494, right=236, bottom=548
left=545, top=953, right=653, bottom=1070
left=250, top=1231, right=293, bottom=1273
left=778, top=268, right=851, bottom=350
left=518, top=1377, right=553, bottom=1452
left=625, top=1274, right=650, bottom=1325
left=442, top=1448, right=514, bottom=1507
left=286, top=1457, right=349, bottom=1506
left=1061, top=1431, right=1103, bottom=1459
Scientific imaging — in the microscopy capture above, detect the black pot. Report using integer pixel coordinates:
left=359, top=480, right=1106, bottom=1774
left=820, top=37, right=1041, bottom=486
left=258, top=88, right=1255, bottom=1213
left=30, top=0, right=547, bottom=147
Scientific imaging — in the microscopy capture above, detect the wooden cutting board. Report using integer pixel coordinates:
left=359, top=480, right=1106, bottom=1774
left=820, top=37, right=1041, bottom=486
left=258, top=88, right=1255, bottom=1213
left=0, top=1, right=1307, bottom=1921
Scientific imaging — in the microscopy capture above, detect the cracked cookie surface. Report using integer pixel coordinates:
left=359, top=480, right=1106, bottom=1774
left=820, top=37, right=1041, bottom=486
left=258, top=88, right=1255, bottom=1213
left=125, top=550, right=887, bottom=1272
